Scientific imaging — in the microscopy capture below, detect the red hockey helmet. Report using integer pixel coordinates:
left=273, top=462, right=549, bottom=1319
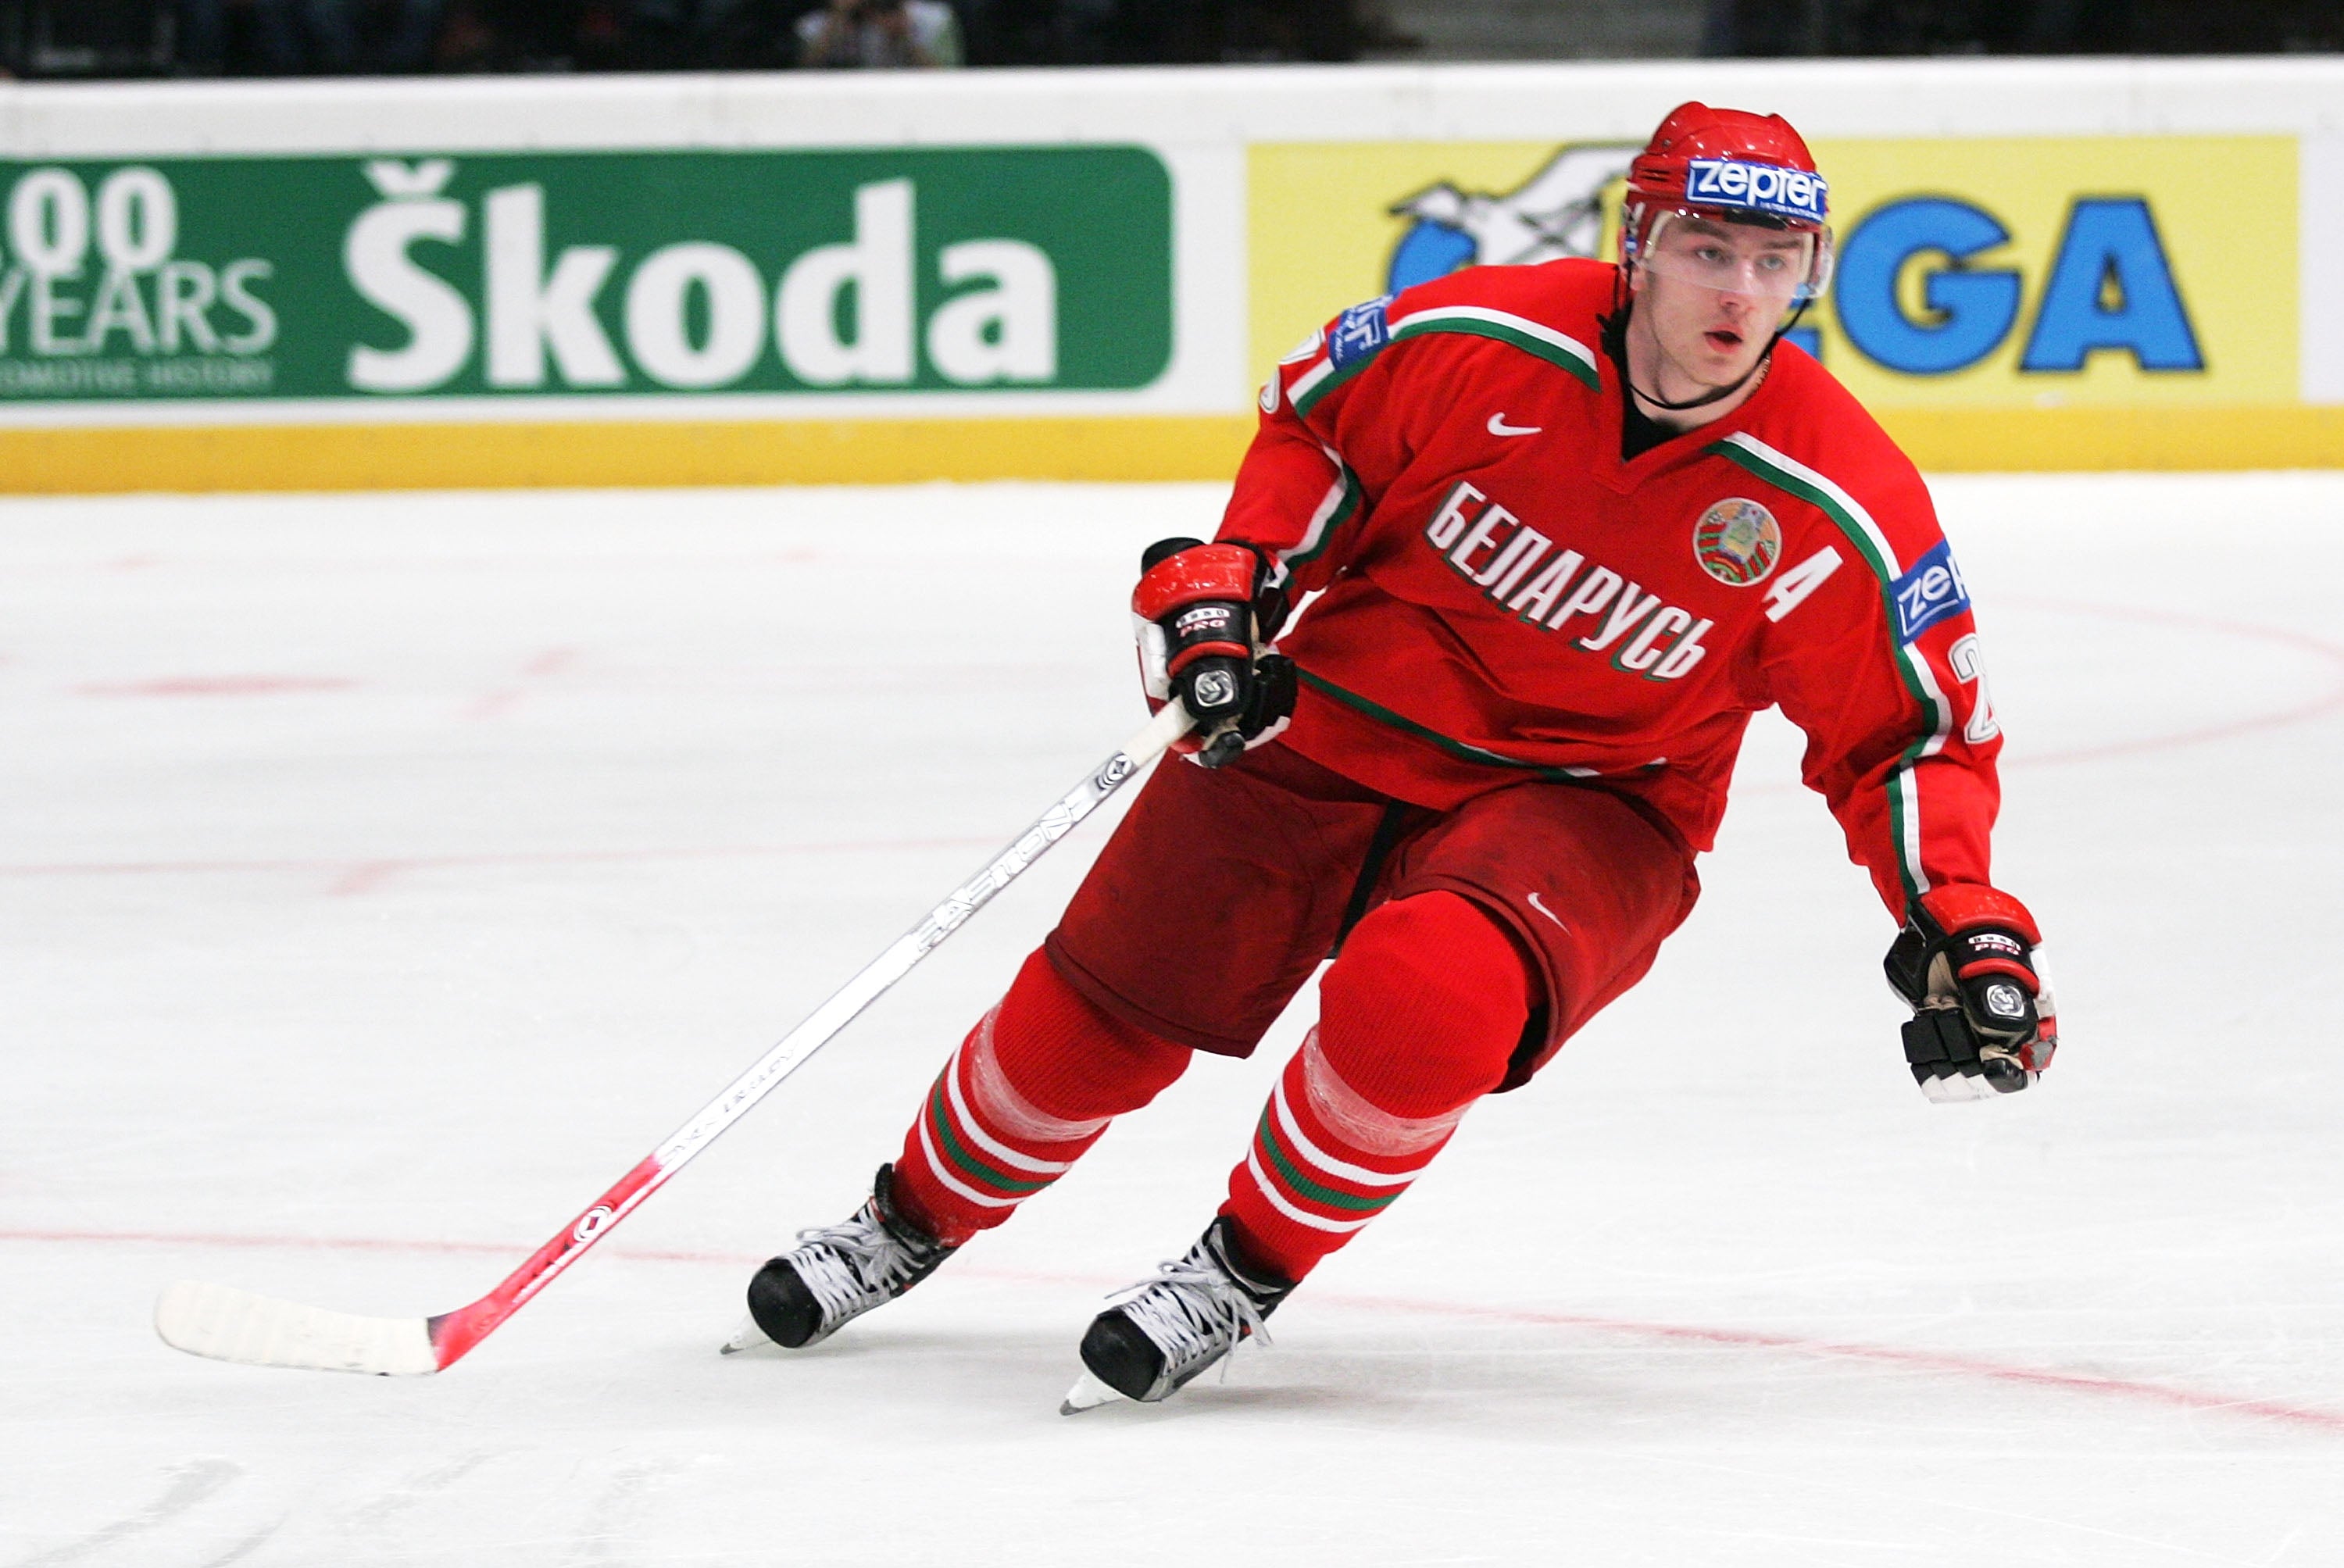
left=1622, top=102, right=1834, bottom=304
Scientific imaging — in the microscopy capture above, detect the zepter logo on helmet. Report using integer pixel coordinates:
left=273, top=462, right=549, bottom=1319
left=1622, top=102, right=1835, bottom=318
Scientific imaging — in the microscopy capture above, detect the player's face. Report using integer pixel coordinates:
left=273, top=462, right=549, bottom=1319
left=1633, top=216, right=1813, bottom=387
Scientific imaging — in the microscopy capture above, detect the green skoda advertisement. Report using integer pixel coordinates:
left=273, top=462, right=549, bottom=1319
left=0, top=146, right=1174, bottom=402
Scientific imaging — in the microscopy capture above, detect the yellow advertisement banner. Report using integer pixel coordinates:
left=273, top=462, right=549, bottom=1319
left=1249, top=136, right=2315, bottom=467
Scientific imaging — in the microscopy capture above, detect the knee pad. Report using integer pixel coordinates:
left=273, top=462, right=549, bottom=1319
left=1317, top=892, right=1532, bottom=1118
left=995, top=948, right=1191, bottom=1118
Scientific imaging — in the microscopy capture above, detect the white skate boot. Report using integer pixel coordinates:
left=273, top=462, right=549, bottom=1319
left=723, top=1165, right=957, bottom=1353
left=1061, top=1216, right=1294, bottom=1412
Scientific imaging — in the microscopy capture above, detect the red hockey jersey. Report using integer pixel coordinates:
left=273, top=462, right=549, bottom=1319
left=1222, top=258, right=2001, bottom=921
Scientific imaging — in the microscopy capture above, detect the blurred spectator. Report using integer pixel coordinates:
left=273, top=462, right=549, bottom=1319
left=577, top=0, right=702, bottom=69
left=179, top=0, right=445, bottom=72
left=434, top=0, right=587, bottom=70
left=256, top=0, right=363, bottom=70
left=7, top=0, right=175, bottom=74
left=1051, top=0, right=1114, bottom=62
left=1705, top=0, right=2339, bottom=54
left=177, top=0, right=238, bottom=72
left=797, top=0, right=963, bottom=66
left=691, top=0, right=792, bottom=68
left=364, top=0, right=452, bottom=67
left=262, top=0, right=447, bottom=70
left=1352, top=0, right=1420, bottom=55
left=108, top=0, right=2344, bottom=80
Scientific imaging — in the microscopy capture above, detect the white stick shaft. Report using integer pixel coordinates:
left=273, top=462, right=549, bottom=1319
left=154, top=702, right=1192, bottom=1375
left=648, top=700, right=1192, bottom=1175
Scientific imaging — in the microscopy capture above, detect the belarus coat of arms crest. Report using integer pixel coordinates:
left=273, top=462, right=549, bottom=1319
left=1693, top=498, right=1783, bottom=586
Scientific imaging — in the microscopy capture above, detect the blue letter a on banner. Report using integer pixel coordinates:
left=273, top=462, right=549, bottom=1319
left=2021, top=198, right=2204, bottom=373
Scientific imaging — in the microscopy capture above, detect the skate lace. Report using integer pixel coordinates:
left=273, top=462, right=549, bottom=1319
left=788, top=1216, right=922, bottom=1325
left=1110, top=1253, right=1274, bottom=1379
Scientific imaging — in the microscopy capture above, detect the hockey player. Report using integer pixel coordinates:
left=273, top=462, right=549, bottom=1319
left=725, top=102, right=2059, bottom=1409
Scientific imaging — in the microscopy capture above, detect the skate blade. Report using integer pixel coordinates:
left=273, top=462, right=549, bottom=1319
left=1059, top=1368, right=1131, bottom=1416
left=719, top=1315, right=773, bottom=1356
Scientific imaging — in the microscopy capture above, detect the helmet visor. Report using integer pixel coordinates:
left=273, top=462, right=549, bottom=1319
left=1636, top=211, right=1834, bottom=305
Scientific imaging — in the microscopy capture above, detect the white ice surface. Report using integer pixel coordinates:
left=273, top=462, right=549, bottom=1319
left=3, top=473, right=2342, bottom=1565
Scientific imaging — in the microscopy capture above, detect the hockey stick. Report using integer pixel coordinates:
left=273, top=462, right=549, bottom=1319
left=155, top=700, right=1195, bottom=1375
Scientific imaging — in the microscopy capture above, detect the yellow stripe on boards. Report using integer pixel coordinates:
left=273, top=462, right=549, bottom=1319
left=0, top=415, right=1260, bottom=495
left=1, top=405, right=2339, bottom=495
left=1876, top=406, right=2344, bottom=473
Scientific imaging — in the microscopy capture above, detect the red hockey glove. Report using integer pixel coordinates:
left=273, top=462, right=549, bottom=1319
left=1884, top=885, right=2059, bottom=1102
left=1132, top=537, right=1295, bottom=769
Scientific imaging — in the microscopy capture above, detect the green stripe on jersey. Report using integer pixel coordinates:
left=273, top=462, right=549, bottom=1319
left=1704, top=431, right=1949, bottom=903
left=1389, top=306, right=1602, bottom=391
left=1284, top=463, right=1363, bottom=567
left=1290, top=353, right=1374, bottom=419
left=1296, top=670, right=1602, bottom=784
left=1290, top=306, right=1601, bottom=419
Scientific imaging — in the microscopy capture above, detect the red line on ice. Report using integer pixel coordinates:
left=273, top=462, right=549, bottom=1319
left=14, top=1224, right=2338, bottom=1436
left=463, top=645, right=581, bottom=722
left=2005, top=595, right=2344, bottom=768
left=75, top=676, right=359, bottom=698
left=1299, top=1288, right=2344, bottom=1437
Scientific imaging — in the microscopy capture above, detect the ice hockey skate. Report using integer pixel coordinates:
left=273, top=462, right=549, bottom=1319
left=724, top=1165, right=957, bottom=1353
left=1061, top=1217, right=1295, bottom=1413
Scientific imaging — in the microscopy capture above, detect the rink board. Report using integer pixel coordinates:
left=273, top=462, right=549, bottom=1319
left=9, top=408, right=2339, bottom=495
left=0, top=61, right=2339, bottom=490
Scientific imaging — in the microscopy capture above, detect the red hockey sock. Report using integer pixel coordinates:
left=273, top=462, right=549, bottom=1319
left=1220, top=891, right=1535, bottom=1283
left=892, top=948, right=1191, bottom=1245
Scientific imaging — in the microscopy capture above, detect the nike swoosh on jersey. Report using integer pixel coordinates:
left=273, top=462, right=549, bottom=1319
left=1487, top=413, right=1542, bottom=437
left=1526, top=891, right=1568, bottom=930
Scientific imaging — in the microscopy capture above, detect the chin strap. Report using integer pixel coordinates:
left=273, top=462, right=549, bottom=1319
left=1628, top=359, right=1764, bottom=414
left=1624, top=297, right=1811, bottom=416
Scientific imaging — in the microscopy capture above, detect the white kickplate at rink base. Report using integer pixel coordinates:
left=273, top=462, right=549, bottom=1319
left=2, top=475, right=2341, bottom=1565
